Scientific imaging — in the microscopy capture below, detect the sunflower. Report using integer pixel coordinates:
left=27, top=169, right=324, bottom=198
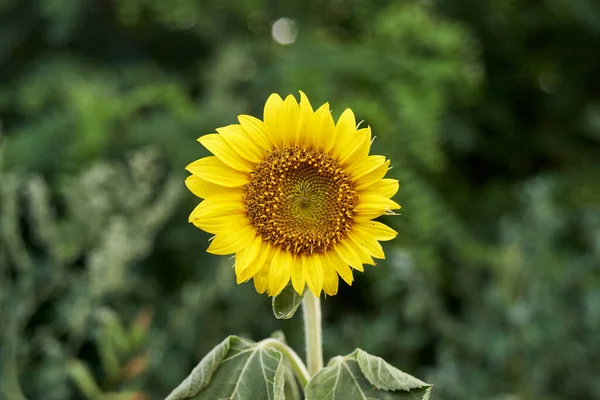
left=185, top=92, right=400, bottom=297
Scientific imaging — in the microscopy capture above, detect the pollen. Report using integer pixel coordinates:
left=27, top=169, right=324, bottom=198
left=245, top=147, right=357, bottom=255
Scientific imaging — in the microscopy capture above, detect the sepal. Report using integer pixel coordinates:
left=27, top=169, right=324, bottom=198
left=272, top=284, right=305, bottom=320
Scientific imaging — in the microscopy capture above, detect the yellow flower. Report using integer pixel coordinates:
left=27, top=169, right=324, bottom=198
left=186, top=92, right=400, bottom=297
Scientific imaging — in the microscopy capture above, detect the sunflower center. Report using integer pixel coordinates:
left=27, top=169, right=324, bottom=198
left=245, top=147, right=357, bottom=255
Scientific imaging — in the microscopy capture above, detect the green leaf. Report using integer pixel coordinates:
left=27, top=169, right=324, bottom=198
left=283, top=361, right=302, bottom=400
left=272, top=284, right=305, bottom=319
left=67, top=360, right=103, bottom=400
left=354, top=349, right=429, bottom=391
left=164, top=336, right=230, bottom=399
left=270, top=330, right=287, bottom=342
left=268, top=330, right=302, bottom=399
left=270, top=331, right=303, bottom=400
left=97, top=336, right=120, bottom=381
left=305, top=350, right=431, bottom=400
left=165, top=336, right=286, bottom=400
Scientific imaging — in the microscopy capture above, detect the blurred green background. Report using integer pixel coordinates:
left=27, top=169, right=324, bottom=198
left=1, top=0, right=599, bottom=399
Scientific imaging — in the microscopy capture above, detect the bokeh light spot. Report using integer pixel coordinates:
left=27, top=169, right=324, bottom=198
left=271, top=18, right=298, bottom=45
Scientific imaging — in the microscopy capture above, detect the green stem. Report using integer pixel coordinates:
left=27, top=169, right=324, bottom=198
left=302, top=291, right=323, bottom=376
left=260, top=339, right=310, bottom=388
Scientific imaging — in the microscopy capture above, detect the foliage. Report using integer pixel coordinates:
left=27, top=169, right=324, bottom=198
left=272, top=285, right=306, bottom=320
left=0, top=146, right=181, bottom=399
left=164, top=335, right=286, bottom=400
left=0, top=0, right=599, bottom=399
left=165, top=335, right=431, bottom=400
left=305, top=349, right=431, bottom=400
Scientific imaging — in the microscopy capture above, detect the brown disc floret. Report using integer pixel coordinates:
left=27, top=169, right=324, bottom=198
left=245, top=147, right=357, bottom=255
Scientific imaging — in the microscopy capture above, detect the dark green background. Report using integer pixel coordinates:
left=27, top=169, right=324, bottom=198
left=1, top=0, right=599, bottom=399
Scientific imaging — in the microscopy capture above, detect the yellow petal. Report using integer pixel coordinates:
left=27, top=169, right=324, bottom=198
left=337, top=127, right=372, bottom=167
left=280, top=94, right=301, bottom=147
left=186, top=156, right=249, bottom=187
left=338, top=127, right=371, bottom=166
left=216, top=124, right=265, bottom=164
left=269, top=249, right=292, bottom=296
left=346, top=155, right=387, bottom=180
left=322, top=260, right=339, bottom=296
left=253, top=262, right=270, bottom=294
left=354, top=194, right=401, bottom=219
left=238, top=115, right=273, bottom=151
left=335, top=240, right=364, bottom=272
left=299, top=91, right=313, bottom=111
left=263, top=93, right=285, bottom=148
left=238, top=241, right=272, bottom=283
left=188, top=192, right=246, bottom=222
left=349, top=229, right=385, bottom=260
left=324, top=250, right=353, bottom=286
left=197, top=133, right=254, bottom=172
left=346, top=232, right=376, bottom=265
left=363, top=178, right=399, bottom=198
left=295, top=91, right=313, bottom=147
left=207, top=224, right=256, bottom=255
left=305, top=254, right=324, bottom=297
left=291, top=253, right=306, bottom=295
left=311, top=102, right=335, bottom=152
left=330, top=109, right=357, bottom=159
left=185, top=175, right=231, bottom=199
left=354, top=159, right=391, bottom=191
left=354, top=220, right=397, bottom=241
left=234, top=235, right=262, bottom=280
left=192, top=214, right=247, bottom=234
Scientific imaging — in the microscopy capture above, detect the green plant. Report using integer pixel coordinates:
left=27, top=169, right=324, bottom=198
left=0, top=145, right=181, bottom=400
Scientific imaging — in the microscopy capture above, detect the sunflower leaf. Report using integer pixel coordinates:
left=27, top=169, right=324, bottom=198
left=355, top=349, right=429, bottom=391
left=282, top=356, right=303, bottom=400
left=165, top=335, right=286, bottom=400
left=305, top=350, right=431, bottom=400
left=270, top=331, right=303, bottom=400
left=272, top=284, right=305, bottom=320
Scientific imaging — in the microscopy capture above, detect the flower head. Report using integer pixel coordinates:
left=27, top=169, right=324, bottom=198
left=186, top=92, right=400, bottom=297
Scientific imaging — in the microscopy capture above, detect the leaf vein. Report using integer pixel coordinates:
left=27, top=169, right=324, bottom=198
left=259, top=350, right=273, bottom=400
left=342, top=361, right=368, bottom=400
left=228, top=348, right=259, bottom=400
